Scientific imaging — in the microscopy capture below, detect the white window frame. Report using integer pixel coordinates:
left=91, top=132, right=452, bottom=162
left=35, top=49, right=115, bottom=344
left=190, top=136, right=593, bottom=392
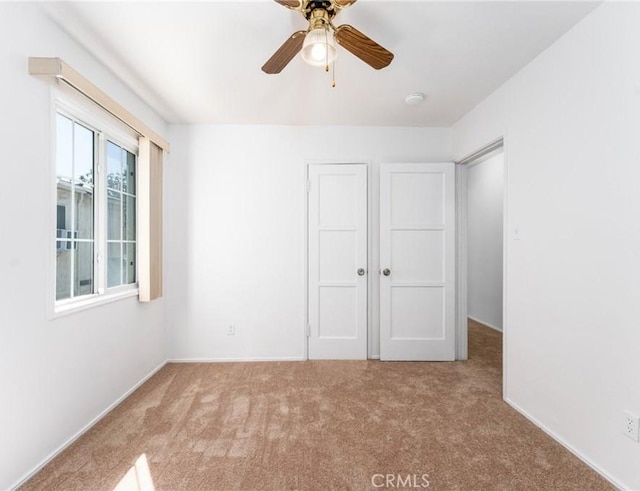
left=51, top=86, right=140, bottom=317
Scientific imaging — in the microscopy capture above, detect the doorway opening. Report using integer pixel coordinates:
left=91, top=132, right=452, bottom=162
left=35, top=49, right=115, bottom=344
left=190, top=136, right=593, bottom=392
left=455, top=139, right=506, bottom=388
left=467, top=149, right=504, bottom=332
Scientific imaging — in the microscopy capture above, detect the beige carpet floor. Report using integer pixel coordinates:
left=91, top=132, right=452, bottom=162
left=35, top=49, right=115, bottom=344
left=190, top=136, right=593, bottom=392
left=22, top=321, right=611, bottom=490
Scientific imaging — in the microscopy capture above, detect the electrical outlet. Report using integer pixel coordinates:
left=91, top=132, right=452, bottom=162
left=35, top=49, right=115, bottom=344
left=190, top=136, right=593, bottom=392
left=227, top=325, right=236, bottom=336
left=623, top=410, right=639, bottom=442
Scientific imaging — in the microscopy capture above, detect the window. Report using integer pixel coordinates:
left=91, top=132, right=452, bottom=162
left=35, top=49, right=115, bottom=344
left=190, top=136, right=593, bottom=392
left=55, top=102, right=139, bottom=310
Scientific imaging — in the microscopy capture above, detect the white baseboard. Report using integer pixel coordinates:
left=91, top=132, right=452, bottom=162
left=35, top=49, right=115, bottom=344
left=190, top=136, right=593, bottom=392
left=504, top=397, right=629, bottom=491
left=10, top=361, right=167, bottom=491
left=468, top=315, right=503, bottom=333
left=167, top=356, right=306, bottom=363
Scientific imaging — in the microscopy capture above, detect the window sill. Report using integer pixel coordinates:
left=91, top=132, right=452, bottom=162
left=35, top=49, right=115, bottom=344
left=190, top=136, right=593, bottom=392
left=52, top=287, right=140, bottom=319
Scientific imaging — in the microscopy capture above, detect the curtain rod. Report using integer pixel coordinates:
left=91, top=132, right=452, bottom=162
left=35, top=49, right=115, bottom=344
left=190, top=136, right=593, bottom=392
left=29, top=57, right=170, bottom=152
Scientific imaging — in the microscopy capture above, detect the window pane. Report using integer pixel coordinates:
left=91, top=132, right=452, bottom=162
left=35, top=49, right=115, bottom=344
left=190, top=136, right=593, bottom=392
left=107, top=191, right=122, bottom=240
left=107, top=141, right=122, bottom=191
left=75, top=242, right=94, bottom=296
left=107, top=242, right=122, bottom=288
left=56, top=114, right=73, bottom=180
left=74, top=123, right=94, bottom=186
left=124, top=243, right=136, bottom=285
left=56, top=245, right=72, bottom=300
left=123, top=150, right=136, bottom=194
left=56, top=115, right=95, bottom=301
left=106, top=142, right=137, bottom=289
left=56, top=114, right=74, bottom=301
left=123, top=196, right=136, bottom=241
left=56, top=114, right=73, bottom=239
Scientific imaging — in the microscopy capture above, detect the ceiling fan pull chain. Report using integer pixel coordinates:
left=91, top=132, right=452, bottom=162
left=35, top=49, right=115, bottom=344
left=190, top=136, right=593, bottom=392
left=332, top=60, right=336, bottom=88
left=325, top=28, right=330, bottom=72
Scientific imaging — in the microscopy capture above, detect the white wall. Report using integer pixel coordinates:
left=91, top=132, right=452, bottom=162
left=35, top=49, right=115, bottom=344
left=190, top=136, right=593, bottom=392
left=0, top=4, right=168, bottom=489
left=165, top=125, right=451, bottom=361
left=453, top=3, right=640, bottom=489
left=467, top=152, right=504, bottom=330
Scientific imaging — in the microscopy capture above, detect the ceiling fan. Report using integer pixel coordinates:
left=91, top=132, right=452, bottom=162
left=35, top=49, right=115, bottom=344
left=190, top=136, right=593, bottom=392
left=262, top=0, right=394, bottom=74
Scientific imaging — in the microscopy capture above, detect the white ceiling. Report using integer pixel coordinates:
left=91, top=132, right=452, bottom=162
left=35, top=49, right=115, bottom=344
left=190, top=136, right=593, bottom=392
left=42, top=1, right=600, bottom=127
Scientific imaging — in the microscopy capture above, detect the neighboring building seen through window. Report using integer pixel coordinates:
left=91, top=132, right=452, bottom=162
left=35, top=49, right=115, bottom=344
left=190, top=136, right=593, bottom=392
left=55, top=110, right=138, bottom=305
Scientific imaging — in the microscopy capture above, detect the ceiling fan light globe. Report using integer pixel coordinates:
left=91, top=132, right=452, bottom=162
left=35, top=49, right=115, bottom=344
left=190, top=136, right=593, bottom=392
left=301, top=28, right=338, bottom=67
left=310, top=43, right=326, bottom=62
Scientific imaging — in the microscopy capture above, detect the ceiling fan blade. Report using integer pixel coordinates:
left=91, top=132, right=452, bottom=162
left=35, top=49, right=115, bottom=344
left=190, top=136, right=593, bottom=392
left=334, top=24, right=394, bottom=70
left=262, top=31, right=306, bottom=74
left=274, top=0, right=302, bottom=9
left=335, top=0, right=358, bottom=7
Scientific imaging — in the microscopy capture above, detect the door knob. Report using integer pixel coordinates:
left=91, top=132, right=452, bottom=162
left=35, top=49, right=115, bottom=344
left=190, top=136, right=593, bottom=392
left=382, top=268, right=391, bottom=276
left=357, top=268, right=366, bottom=276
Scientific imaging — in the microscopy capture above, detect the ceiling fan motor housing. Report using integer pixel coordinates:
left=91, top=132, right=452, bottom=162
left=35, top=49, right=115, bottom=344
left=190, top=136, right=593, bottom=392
left=305, top=1, right=337, bottom=21
left=308, top=8, right=333, bottom=31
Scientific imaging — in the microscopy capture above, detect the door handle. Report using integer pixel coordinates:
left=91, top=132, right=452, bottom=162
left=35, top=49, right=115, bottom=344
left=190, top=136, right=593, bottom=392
left=382, top=268, right=391, bottom=276
left=357, top=268, right=366, bottom=276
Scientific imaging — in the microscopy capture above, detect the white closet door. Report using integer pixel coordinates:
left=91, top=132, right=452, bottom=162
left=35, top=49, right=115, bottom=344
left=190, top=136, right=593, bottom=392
left=308, top=164, right=367, bottom=360
left=379, top=163, right=455, bottom=361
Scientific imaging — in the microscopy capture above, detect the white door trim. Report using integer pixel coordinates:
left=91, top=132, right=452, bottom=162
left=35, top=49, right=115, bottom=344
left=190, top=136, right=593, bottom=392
left=455, top=163, right=469, bottom=360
